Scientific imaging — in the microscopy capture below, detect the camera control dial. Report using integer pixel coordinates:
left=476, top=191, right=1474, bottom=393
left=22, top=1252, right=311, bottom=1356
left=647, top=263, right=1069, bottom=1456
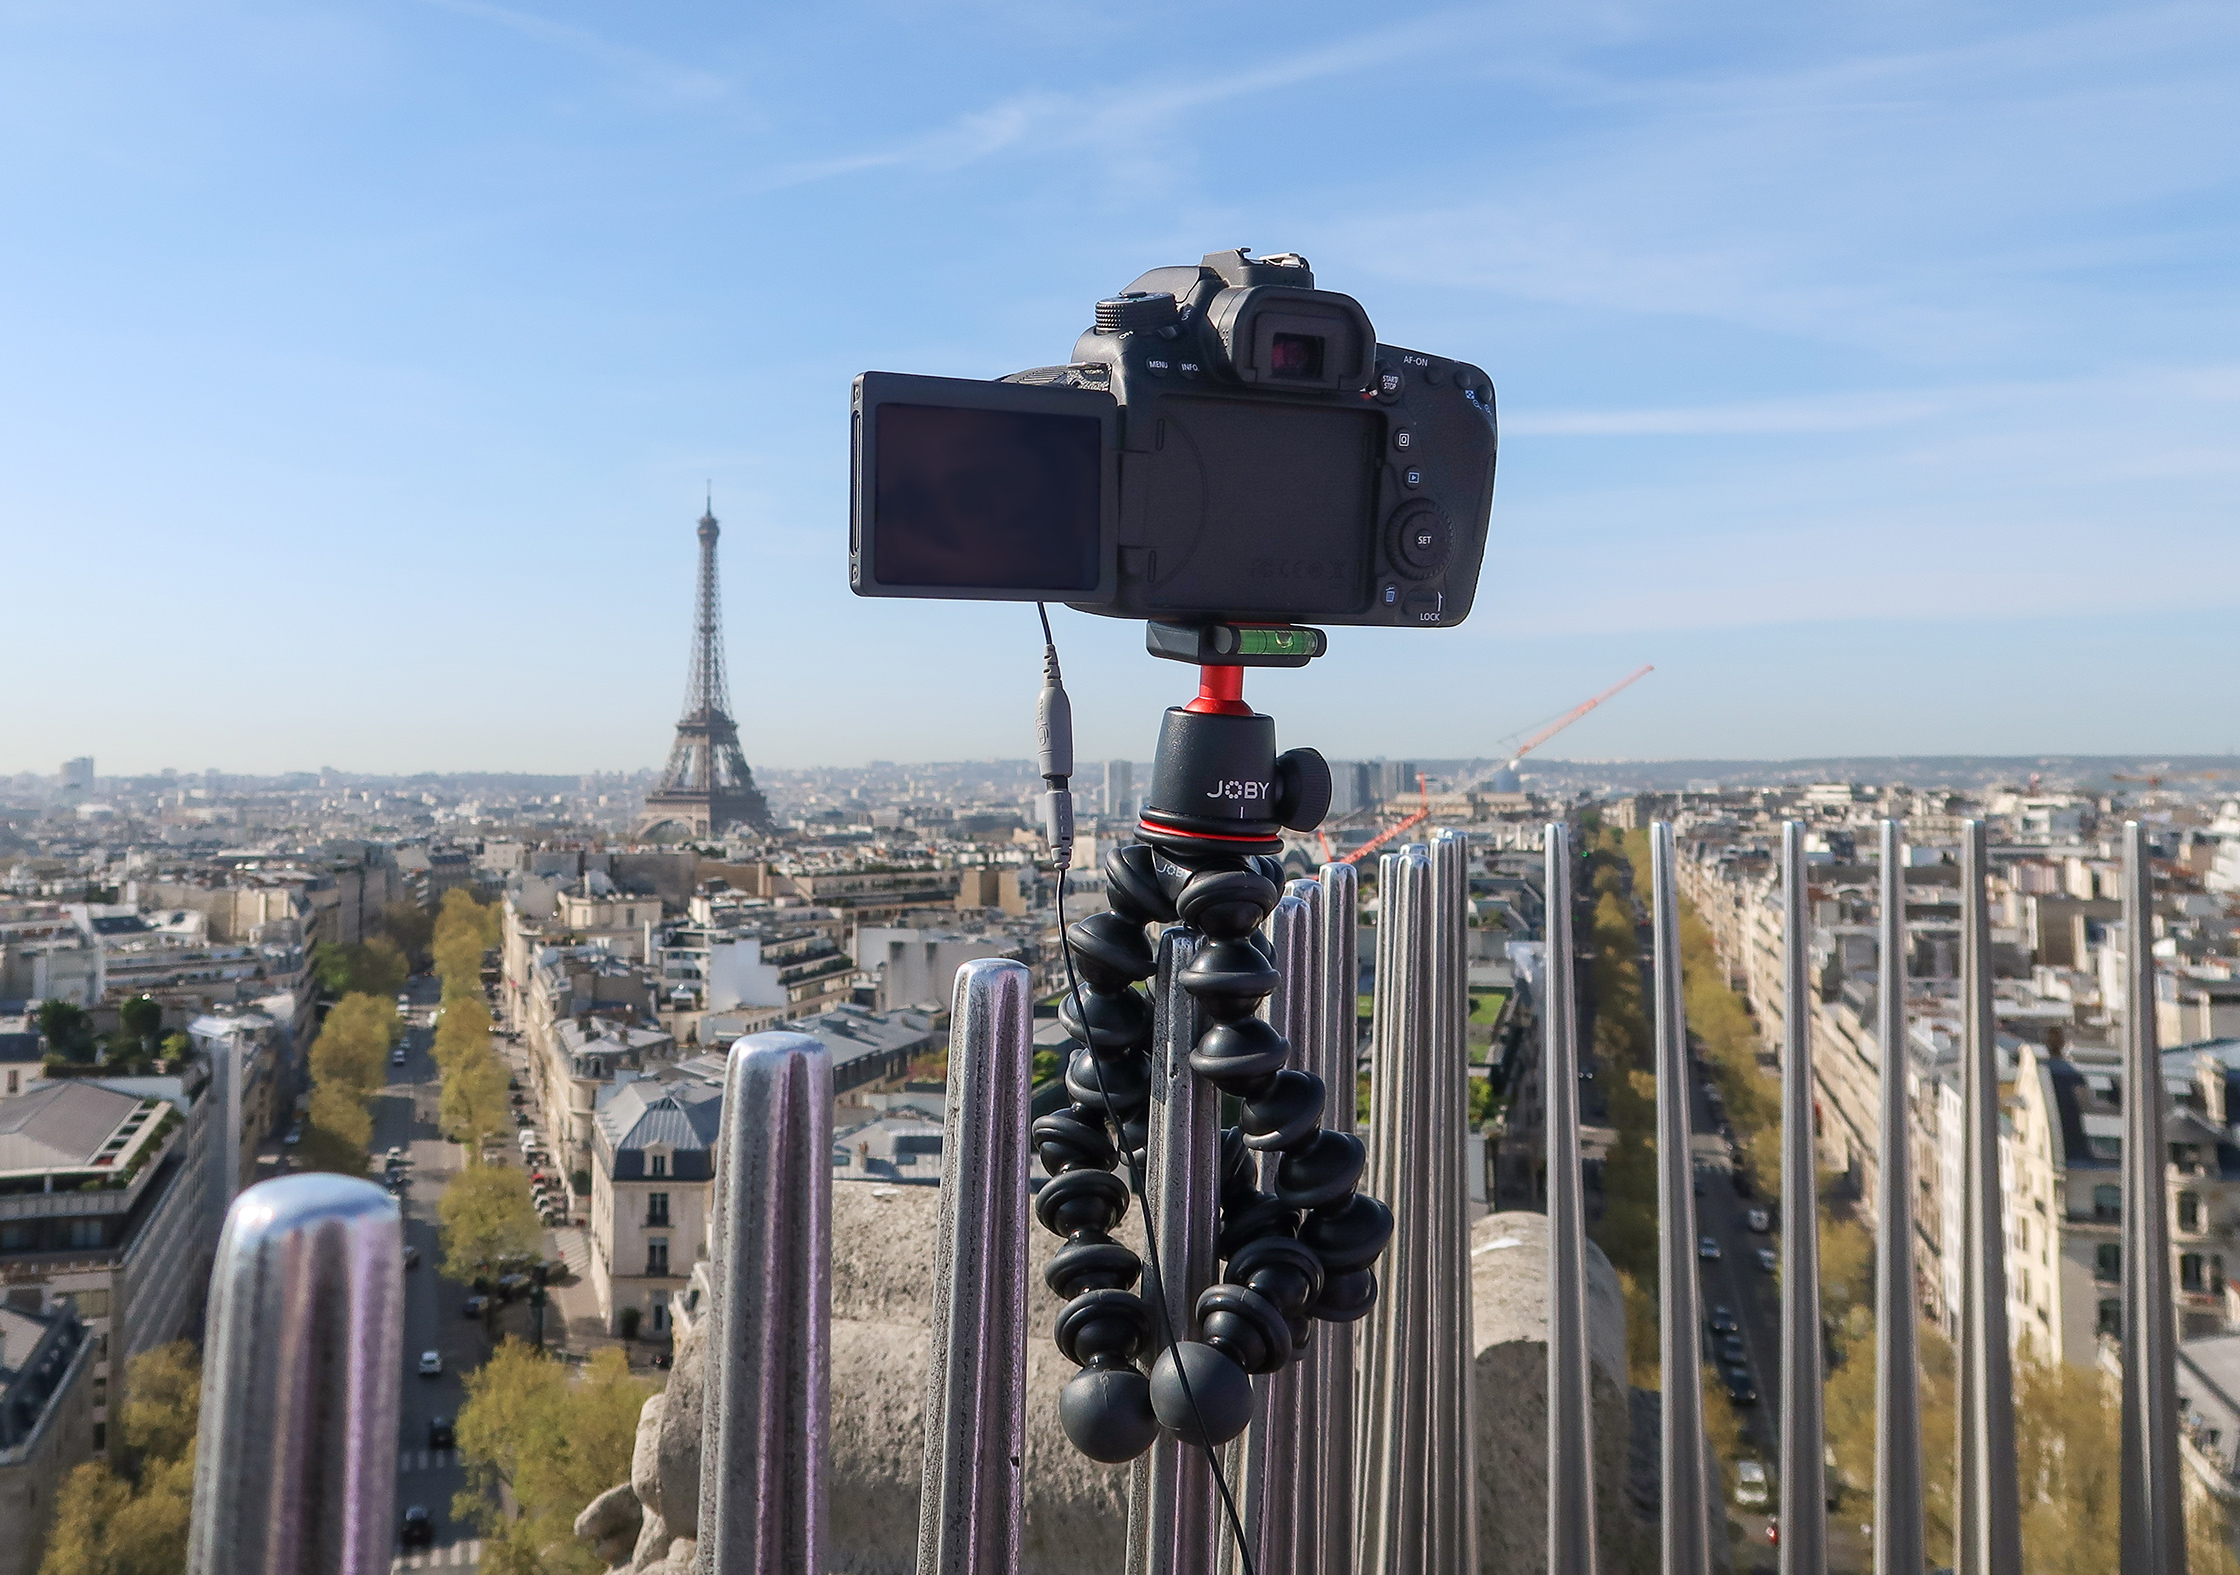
left=1095, top=292, right=1182, bottom=334
left=1387, top=502, right=1452, bottom=579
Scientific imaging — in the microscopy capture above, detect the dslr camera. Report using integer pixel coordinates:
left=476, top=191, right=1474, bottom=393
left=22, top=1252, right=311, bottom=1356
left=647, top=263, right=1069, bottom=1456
left=850, top=248, right=1496, bottom=629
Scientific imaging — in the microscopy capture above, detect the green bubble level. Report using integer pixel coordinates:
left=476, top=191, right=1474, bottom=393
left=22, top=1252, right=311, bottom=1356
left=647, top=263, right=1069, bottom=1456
left=1238, top=628, right=1320, bottom=656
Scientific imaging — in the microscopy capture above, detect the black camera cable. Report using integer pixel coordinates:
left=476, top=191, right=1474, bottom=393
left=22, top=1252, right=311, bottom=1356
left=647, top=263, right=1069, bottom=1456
left=1034, top=602, right=1260, bottom=1575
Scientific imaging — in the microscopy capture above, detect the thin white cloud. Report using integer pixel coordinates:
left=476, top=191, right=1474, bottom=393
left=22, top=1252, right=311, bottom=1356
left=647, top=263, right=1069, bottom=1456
left=1509, top=364, right=2240, bottom=437
left=757, top=7, right=1498, bottom=189
left=410, top=0, right=728, bottom=102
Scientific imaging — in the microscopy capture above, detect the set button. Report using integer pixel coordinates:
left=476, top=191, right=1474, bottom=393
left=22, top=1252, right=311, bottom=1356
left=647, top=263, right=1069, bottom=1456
left=1387, top=501, right=1451, bottom=579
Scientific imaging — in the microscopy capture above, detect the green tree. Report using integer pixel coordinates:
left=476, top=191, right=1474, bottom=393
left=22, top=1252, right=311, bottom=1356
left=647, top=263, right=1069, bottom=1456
left=36, top=999, right=94, bottom=1062
left=433, top=888, right=499, bottom=1005
left=432, top=994, right=493, bottom=1076
left=352, top=935, right=410, bottom=998
left=117, top=995, right=163, bottom=1051
left=311, top=937, right=410, bottom=1000
left=309, top=993, right=394, bottom=1102
left=379, top=899, right=436, bottom=970
left=440, top=1049, right=511, bottom=1153
left=38, top=1341, right=200, bottom=1575
left=297, top=992, right=396, bottom=1175
left=455, top=1343, right=653, bottom=1575
left=439, top=1163, right=542, bottom=1282
left=310, top=941, right=355, bottom=998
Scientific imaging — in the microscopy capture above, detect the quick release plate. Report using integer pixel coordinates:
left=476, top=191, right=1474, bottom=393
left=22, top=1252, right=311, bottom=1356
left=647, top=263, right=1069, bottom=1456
left=1145, top=621, right=1325, bottom=668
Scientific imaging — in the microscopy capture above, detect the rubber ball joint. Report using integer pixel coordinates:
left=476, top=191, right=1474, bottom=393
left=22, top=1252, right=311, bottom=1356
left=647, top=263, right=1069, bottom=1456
left=1059, top=1366, right=1160, bottom=1463
left=1148, top=1341, right=1253, bottom=1447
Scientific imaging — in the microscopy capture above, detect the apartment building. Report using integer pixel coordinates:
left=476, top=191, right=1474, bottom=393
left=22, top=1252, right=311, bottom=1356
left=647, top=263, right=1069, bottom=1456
left=0, top=1301, right=96, bottom=1575
left=0, top=1071, right=214, bottom=1474
left=537, top=1017, right=674, bottom=1180
left=850, top=927, right=1025, bottom=1013
left=587, top=1054, right=723, bottom=1338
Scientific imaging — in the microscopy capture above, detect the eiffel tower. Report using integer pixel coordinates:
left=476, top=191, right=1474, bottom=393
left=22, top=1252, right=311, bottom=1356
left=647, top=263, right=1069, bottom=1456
left=634, top=502, right=772, bottom=841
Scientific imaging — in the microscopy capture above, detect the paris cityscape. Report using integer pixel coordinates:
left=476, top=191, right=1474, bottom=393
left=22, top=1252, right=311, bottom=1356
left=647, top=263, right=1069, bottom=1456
left=5, top=4, right=2236, bottom=1575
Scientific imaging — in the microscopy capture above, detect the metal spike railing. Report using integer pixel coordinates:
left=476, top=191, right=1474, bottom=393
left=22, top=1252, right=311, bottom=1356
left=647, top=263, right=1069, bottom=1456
left=1130, top=926, right=1223, bottom=1575
left=918, top=958, right=1036, bottom=1575
left=702, top=1031, right=833, bottom=1575
left=1650, top=823, right=1713, bottom=1575
left=1873, top=819, right=1925, bottom=1575
left=1357, top=838, right=1477, bottom=1574
left=1778, top=820, right=1829, bottom=1574
left=1311, top=859, right=1362, bottom=1575
left=1235, top=892, right=1316, bottom=1575
left=171, top=810, right=2206, bottom=1575
left=186, top=1173, right=404, bottom=1575
left=1430, top=828, right=1482, bottom=1575
left=1957, top=820, right=2024, bottom=1575
left=1544, top=823, right=1598, bottom=1575
left=2121, top=819, right=2187, bottom=1575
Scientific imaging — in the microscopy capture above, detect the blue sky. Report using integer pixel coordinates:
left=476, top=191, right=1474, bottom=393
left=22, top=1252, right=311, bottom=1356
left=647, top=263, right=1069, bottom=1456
left=3, top=1, right=2235, bottom=776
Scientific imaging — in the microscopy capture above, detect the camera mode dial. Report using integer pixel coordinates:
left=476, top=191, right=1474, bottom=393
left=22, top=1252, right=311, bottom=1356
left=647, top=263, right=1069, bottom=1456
left=1387, top=502, right=1451, bottom=580
left=1096, top=292, right=1182, bottom=334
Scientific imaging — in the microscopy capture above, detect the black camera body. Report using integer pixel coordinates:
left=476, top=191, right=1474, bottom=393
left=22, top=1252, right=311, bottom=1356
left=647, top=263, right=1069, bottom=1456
left=850, top=249, right=1496, bottom=629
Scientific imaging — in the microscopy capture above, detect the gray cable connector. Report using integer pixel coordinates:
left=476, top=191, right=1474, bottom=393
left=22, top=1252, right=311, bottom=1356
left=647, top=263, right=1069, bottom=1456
left=1037, top=639, right=1075, bottom=872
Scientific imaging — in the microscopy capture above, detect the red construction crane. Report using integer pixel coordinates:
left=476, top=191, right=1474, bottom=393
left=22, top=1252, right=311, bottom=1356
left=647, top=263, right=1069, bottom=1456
left=1486, top=665, right=1654, bottom=782
left=2111, top=769, right=2225, bottom=791
left=1334, top=773, right=1432, bottom=866
left=1314, top=666, right=1653, bottom=865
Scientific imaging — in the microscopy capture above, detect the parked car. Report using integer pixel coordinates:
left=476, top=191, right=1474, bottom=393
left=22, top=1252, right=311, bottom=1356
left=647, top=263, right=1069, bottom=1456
left=403, top=1244, right=421, bottom=1270
left=1698, top=1235, right=1721, bottom=1261
left=428, top=1416, right=455, bottom=1449
left=1725, top=1372, right=1759, bottom=1406
left=463, top=1296, right=490, bottom=1319
left=1706, top=1304, right=1739, bottom=1334
left=391, top=1047, right=407, bottom=1066
left=1747, top=1208, right=1771, bottom=1233
left=1757, top=1247, right=1778, bottom=1273
left=496, top=1273, right=531, bottom=1302
left=283, top=1124, right=302, bottom=1146
left=418, top=1350, right=443, bottom=1377
left=387, top=1146, right=405, bottom=1165
left=1735, top=1459, right=1769, bottom=1508
left=1718, top=1334, right=1747, bottom=1365
left=385, top=1173, right=407, bottom=1194
left=401, top=1506, right=434, bottom=1547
